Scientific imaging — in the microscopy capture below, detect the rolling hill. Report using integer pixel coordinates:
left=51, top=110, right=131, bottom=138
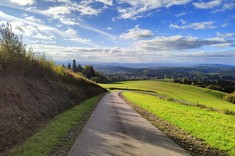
left=101, top=80, right=235, bottom=113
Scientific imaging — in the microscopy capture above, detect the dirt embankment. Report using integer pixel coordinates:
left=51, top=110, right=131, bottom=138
left=0, top=72, right=106, bottom=153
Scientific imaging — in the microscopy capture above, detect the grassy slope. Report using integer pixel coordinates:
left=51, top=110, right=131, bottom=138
left=0, top=25, right=107, bottom=154
left=101, top=80, right=235, bottom=112
left=122, top=92, right=235, bottom=155
left=9, top=94, right=104, bottom=156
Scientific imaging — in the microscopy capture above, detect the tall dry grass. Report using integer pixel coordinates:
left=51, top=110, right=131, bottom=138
left=0, top=23, right=97, bottom=86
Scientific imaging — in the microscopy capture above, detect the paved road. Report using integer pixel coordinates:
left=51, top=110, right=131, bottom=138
left=68, top=92, right=190, bottom=156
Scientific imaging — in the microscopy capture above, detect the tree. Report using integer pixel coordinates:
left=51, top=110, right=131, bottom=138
left=0, top=23, right=26, bottom=68
left=77, top=64, right=83, bottom=72
left=62, top=64, right=65, bottom=68
left=143, top=69, right=149, bottom=77
left=82, top=65, right=96, bottom=79
left=72, top=59, right=77, bottom=72
left=67, top=63, right=71, bottom=69
left=0, top=23, right=26, bottom=55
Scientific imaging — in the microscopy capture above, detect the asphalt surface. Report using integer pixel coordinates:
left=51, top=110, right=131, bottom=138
left=68, top=92, right=190, bottom=156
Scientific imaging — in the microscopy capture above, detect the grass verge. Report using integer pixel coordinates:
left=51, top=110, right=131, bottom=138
left=7, top=93, right=105, bottom=156
left=121, top=91, right=235, bottom=156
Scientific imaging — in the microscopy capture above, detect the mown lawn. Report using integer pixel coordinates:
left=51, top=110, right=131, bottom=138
left=122, top=91, right=235, bottom=155
left=100, top=80, right=235, bottom=112
left=9, top=94, right=105, bottom=156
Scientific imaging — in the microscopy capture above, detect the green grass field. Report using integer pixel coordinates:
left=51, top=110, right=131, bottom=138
left=101, top=80, right=235, bottom=112
left=9, top=94, right=105, bottom=156
left=122, top=92, right=235, bottom=155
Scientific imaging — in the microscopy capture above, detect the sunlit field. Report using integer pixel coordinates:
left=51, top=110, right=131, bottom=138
left=122, top=92, right=235, bottom=155
left=100, top=80, right=235, bottom=113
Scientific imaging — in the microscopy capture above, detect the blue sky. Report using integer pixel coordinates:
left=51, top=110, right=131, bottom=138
left=0, top=0, right=235, bottom=65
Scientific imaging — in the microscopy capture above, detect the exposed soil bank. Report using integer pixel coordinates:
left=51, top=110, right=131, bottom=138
left=0, top=72, right=106, bottom=153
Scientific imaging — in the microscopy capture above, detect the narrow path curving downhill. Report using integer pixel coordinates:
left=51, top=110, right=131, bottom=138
left=68, top=92, right=190, bottom=156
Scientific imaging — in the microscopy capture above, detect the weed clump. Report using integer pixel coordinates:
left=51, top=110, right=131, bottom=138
left=225, top=91, right=235, bottom=104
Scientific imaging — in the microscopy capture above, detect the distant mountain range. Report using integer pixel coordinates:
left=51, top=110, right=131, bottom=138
left=55, top=60, right=234, bottom=69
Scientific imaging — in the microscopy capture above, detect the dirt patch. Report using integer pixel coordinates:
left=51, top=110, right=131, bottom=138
left=0, top=72, right=106, bottom=154
left=119, top=92, right=227, bottom=156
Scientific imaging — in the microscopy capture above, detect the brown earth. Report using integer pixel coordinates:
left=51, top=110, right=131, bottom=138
left=0, top=71, right=106, bottom=154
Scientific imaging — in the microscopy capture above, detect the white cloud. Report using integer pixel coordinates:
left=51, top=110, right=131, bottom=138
left=59, top=17, right=79, bottom=25
left=9, top=0, right=35, bottom=6
left=96, top=0, right=113, bottom=6
left=60, top=28, right=91, bottom=43
left=41, top=6, right=115, bottom=39
left=2, top=21, right=38, bottom=36
left=38, top=2, right=114, bottom=38
left=77, top=5, right=101, bottom=16
left=0, top=1, right=115, bottom=40
left=180, top=19, right=186, bottom=24
left=205, top=37, right=226, bottom=42
left=42, top=6, right=71, bottom=18
left=0, top=20, right=56, bottom=41
left=67, top=1, right=104, bottom=16
left=169, top=21, right=216, bottom=30
left=28, top=44, right=145, bottom=62
left=44, top=0, right=71, bottom=2
left=0, top=11, right=54, bottom=33
left=120, top=25, right=154, bottom=40
left=28, top=43, right=235, bottom=64
left=169, top=51, right=235, bottom=62
left=43, top=0, right=111, bottom=15
left=0, top=11, right=94, bottom=46
left=64, top=28, right=78, bottom=37
left=216, top=32, right=235, bottom=38
left=36, top=5, right=81, bottom=26
left=2, top=1, right=234, bottom=64
left=73, top=3, right=100, bottom=15
left=193, top=0, right=221, bottom=9
left=191, top=1, right=235, bottom=13
left=78, top=23, right=116, bottom=40
left=116, top=0, right=191, bottom=19
left=175, top=12, right=186, bottom=17
left=221, top=23, right=229, bottom=27
left=213, top=3, right=235, bottom=12
left=25, top=16, right=44, bottom=23
left=133, top=35, right=230, bottom=51
left=33, top=34, right=55, bottom=40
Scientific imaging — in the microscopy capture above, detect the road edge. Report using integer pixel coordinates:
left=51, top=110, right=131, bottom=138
left=118, top=91, right=227, bottom=156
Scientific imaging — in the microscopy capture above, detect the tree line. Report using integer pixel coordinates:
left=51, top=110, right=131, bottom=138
left=94, top=66, right=235, bottom=104
left=62, top=60, right=108, bottom=83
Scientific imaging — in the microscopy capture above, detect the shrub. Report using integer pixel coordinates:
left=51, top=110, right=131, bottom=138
left=0, top=23, right=27, bottom=70
left=0, top=23, right=98, bottom=86
left=225, top=91, right=235, bottom=104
